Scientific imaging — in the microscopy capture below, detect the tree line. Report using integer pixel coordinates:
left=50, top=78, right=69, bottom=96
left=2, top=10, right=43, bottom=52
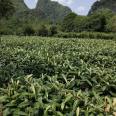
left=0, top=0, right=116, bottom=36
left=62, top=9, right=116, bottom=33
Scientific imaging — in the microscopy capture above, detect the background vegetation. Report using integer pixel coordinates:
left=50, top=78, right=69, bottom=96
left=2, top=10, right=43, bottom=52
left=0, top=0, right=116, bottom=38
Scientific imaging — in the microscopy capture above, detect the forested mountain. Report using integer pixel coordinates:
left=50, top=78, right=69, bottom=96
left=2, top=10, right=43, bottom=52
left=89, top=0, right=116, bottom=15
left=12, top=0, right=72, bottom=22
left=11, top=0, right=28, bottom=12
left=36, top=0, right=72, bottom=21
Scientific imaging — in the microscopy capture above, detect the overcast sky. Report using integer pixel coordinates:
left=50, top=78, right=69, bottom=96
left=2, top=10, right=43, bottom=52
left=24, top=0, right=97, bottom=15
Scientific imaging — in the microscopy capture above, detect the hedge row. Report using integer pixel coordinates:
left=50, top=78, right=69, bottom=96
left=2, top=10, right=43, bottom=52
left=55, top=32, right=116, bottom=40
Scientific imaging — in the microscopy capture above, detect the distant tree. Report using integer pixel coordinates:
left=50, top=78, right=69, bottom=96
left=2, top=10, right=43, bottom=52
left=36, top=25, right=48, bottom=36
left=62, top=13, right=77, bottom=32
left=23, top=25, right=35, bottom=36
left=0, top=0, right=14, bottom=18
left=93, top=8, right=114, bottom=20
left=106, top=15, right=116, bottom=32
left=88, top=8, right=114, bottom=32
left=49, top=25, right=57, bottom=36
left=88, top=14, right=106, bottom=32
left=73, top=15, right=88, bottom=32
left=0, top=0, right=14, bottom=40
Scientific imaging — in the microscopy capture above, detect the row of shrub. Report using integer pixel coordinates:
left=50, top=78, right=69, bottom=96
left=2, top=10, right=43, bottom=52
left=1, top=26, right=115, bottom=40
left=0, top=37, right=116, bottom=115
left=0, top=25, right=58, bottom=36
left=56, top=32, right=116, bottom=40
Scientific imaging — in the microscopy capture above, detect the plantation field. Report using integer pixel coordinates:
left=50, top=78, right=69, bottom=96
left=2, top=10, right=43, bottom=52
left=0, top=36, right=116, bottom=115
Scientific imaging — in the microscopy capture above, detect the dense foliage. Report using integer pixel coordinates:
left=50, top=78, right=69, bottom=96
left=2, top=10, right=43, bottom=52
left=61, top=9, right=116, bottom=33
left=106, top=15, right=116, bottom=32
left=0, top=36, right=116, bottom=115
left=0, top=0, right=14, bottom=18
left=0, top=0, right=116, bottom=115
left=0, top=0, right=116, bottom=36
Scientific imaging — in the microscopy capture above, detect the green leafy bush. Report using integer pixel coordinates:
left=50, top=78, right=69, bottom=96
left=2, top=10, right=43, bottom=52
left=106, top=15, right=116, bottom=32
left=36, top=25, right=48, bottom=37
left=0, top=36, right=116, bottom=115
left=23, top=26, right=35, bottom=36
left=0, top=74, right=116, bottom=115
left=49, top=25, right=58, bottom=36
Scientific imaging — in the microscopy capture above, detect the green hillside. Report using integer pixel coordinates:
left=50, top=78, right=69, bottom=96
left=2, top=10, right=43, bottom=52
left=12, top=0, right=28, bottom=12
left=89, top=0, right=116, bottom=15
left=12, top=0, right=72, bottom=22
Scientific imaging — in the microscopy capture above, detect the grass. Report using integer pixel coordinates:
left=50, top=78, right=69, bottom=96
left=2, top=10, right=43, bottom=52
left=0, top=36, right=116, bottom=115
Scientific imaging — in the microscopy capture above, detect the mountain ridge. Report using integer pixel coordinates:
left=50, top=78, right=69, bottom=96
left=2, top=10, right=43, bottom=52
left=89, top=0, right=116, bottom=15
left=12, top=0, right=72, bottom=22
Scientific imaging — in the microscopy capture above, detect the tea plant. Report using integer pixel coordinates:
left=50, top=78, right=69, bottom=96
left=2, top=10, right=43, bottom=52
left=0, top=36, right=116, bottom=115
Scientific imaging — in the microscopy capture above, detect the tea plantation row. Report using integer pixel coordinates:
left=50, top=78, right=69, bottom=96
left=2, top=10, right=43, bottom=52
left=0, top=36, right=116, bottom=115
